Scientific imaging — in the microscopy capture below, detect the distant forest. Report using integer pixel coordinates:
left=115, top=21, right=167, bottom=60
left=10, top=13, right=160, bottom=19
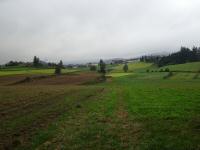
left=140, top=46, right=200, bottom=67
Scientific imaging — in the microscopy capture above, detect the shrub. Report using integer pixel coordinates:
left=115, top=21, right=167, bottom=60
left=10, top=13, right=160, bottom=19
left=146, top=69, right=149, bottom=73
left=165, top=68, right=170, bottom=72
left=123, top=63, right=128, bottom=72
left=55, top=66, right=61, bottom=75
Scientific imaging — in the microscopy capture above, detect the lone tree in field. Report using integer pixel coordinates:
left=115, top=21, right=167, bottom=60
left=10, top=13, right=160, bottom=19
left=98, top=59, right=106, bottom=81
left=59, top=60, right=64, bottom=68
left=33, top=56, right=40, bottom=67
left=99, top=59, right=106, bottom=74
left=123, top=63, right=128, bottom=72
left=55, top=61, right=63, bottom=75
left=55, top=65, right=61, bottom=75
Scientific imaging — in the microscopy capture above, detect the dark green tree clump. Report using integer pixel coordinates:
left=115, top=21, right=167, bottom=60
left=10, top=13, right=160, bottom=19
left=98, top=59, right=106, bottom=81
left=5, top=61, right=24, bottom=66
left=99, top=59, right=106, bottom=74
left=123, top=63, right=128, bottom=72
left=165, top=68, right=170, bottom=72
left=58, top=60, right=64, bottom=68
left=140, top=46, right=200, bottom=67
left=55, top=65, right=61, bottom=75
left=55, top=60, right=63, bottom=75
left=33, top=56, right=40, bottom=67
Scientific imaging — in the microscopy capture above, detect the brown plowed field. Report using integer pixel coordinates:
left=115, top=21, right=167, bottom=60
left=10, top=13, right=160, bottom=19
left=0, top=72, right=100, bottom=86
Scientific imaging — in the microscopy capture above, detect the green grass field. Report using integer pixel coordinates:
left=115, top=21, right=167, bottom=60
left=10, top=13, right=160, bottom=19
left=0, top=62, right=200, bottom=149
left=160, top=62, right=200, bottom=72
left=0, top=67, right=78, bottom=76
left=110, top=62, right=153, bottom=73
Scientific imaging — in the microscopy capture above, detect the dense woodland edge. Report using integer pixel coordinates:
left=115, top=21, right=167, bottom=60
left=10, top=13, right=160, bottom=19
left=140, top=46, right=200, bottom=67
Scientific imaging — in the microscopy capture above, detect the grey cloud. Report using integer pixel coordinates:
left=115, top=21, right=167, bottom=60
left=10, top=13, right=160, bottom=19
left=0, top=0, right=200, bottom=64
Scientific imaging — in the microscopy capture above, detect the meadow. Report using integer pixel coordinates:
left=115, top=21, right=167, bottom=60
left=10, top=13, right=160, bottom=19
left=159, top=62, right=200, bottom=72
left=0, top=62, right=200, bottom=150
left=0, top=67, right=78, bottom=76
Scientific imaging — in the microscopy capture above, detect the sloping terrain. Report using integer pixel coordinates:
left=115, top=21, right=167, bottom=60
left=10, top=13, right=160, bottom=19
left=110, top=62, right=153, bottom=73
left=0, top=62, right=200, bottom=149
left=159, top=62, right=200, bottom=72
left=0, top=67, right=77, bottom=76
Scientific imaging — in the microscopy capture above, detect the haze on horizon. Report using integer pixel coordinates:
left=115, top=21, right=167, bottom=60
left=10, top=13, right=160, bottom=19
left=0, top=0, right=200, bottom=64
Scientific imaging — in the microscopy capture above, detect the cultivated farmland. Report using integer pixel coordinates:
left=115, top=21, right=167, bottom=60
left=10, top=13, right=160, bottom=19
left=0, top=62, right=200, bottom=150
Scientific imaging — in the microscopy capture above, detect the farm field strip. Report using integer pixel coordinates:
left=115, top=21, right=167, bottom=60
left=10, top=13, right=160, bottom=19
left=0, top=85, right=104, bottom=149
left=0, top=68, right=77, bottom=76
left=26, top=77, right=200, bottom=150
left=0, top=62, right=200, bottom=149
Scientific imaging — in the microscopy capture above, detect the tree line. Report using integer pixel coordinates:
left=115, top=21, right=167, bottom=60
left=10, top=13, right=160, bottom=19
left=140, top=46, right=200, bottom=67
left=4, top=56, right=61, bottom=68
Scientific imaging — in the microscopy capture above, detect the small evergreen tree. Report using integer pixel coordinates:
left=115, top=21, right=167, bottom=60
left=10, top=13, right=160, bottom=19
left=123, top=63, right=128, bottom=72
left=99, top=59, right=106, bottom=74
left=98, top=59, right=106, bottom=81
left=55, top=65, right=61, bottom=75
left=59, top=60, right=64, bottom=68
left=33, top=56, right=40, bottom=67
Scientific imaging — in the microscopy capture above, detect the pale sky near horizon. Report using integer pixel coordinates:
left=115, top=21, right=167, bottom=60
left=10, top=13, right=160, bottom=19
left=0, top=0, right=200, bottom=64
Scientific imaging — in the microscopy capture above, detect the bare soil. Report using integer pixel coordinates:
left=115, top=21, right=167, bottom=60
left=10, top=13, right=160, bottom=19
left=0, top=72, right=101, bottom=86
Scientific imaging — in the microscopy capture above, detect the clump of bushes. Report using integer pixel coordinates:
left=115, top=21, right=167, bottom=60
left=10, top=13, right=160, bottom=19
left=165, top=68, right=170, bottom=72
left=159, top=69, right=164, bottom=72
left=147, top=68, right=170, bottom=73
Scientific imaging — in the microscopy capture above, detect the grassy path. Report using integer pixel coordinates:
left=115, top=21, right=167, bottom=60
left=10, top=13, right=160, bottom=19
left=112, top=87, right=142, bottom=149
left=26, top=86, right=142, bottom=150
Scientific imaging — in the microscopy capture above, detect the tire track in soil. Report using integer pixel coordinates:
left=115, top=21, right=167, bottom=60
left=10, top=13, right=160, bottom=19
left=112, top=87, right=142, bottom=149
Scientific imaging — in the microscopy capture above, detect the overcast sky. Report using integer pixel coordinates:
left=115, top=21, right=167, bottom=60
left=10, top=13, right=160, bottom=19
left=0, top=0, right=200, bottom=64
